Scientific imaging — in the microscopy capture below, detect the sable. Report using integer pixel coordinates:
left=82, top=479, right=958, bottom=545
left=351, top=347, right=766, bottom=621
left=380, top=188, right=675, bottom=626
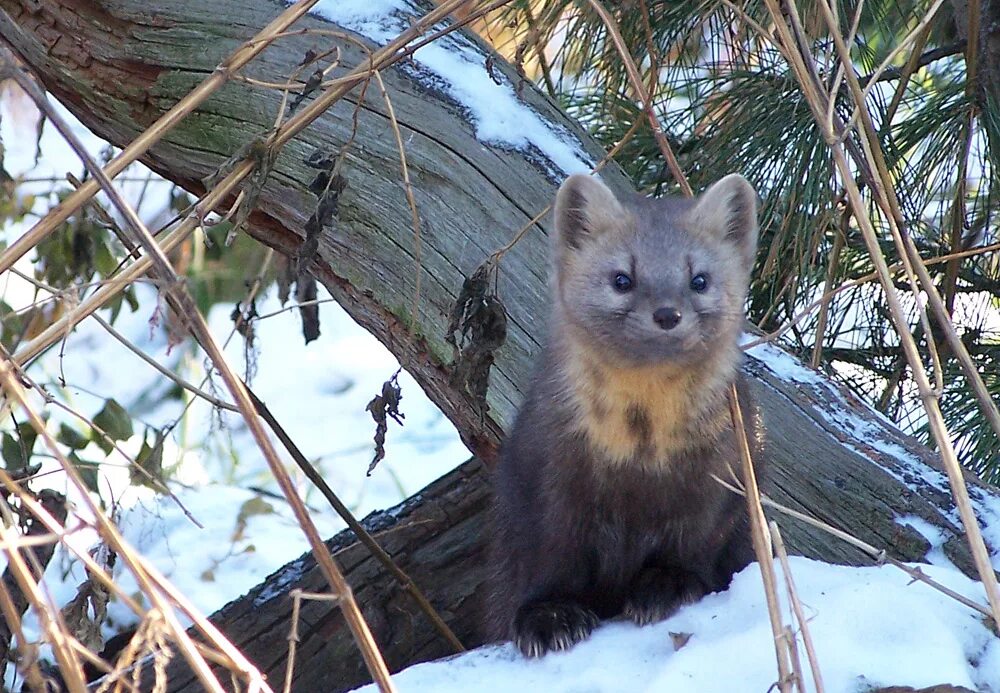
left=487, top=174, right=765, bottom=656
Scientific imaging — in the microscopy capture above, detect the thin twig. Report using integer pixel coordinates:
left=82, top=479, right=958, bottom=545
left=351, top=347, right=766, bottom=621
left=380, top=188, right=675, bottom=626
left=728, top=384, right=792, bottom=692
left=372, top=69, right=424, bottom=333
left=582, top=0, right=692, bottom=196
left=783, top=624, right=805, bottom=693
left=782, top=0, right=1000, bottom=625
left=11, top=0, right=486, bottom=375
left=942, top=111, right=976, bottom=317
left=247, top=388, right=465, bottom=653
left=770, top=522, right=825, bottom=693
left=522, top=2, right=558, bottom=97
left=0, top=497, right=88, bottom=690
left=491, top=113, right=647, bottom=261
left=283, top=590, right=341, bottom=693
left=0, top=531, right=53, bottom=690
left=0, top=362, right=237, bottom=692
left=861, top=40, right=964, bottom=86
left=741, top=240, right=1000, bottom=351
left=7, top=57, right=399, bottom=693
left=91, top=313, right=238, bottom=412
left=0, top=0, right=326, bottom=276
left=713, top=475, right=994, bottom=620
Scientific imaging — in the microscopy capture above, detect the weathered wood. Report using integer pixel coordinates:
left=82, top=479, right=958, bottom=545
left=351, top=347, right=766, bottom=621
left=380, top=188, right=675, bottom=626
left=1, top=1, right=998, bottom=692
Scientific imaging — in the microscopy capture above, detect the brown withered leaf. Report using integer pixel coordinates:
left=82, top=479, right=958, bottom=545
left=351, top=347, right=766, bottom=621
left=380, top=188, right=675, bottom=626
left=669, top=631, right=692, bottom=651
left=62, top=543, right=115, bottom=652
left=203, top=138, right=277, bottom=244
left=287, top=148, right=348, bottom=344
left=365, top=370, right=404, bottom=475
left=230, top=297, right=258, bottom=342
left=446, top=260, right=508, bottom=420
left=289, top=67, right=324, bottom=115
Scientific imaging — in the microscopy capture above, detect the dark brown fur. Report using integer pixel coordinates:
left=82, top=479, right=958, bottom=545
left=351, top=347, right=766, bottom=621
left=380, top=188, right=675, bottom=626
left=486, top=174, right=765, bottom=657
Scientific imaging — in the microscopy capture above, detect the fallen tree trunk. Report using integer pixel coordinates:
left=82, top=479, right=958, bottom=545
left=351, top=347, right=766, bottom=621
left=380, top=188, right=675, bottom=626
left=1, top=1, right=998, bottom=691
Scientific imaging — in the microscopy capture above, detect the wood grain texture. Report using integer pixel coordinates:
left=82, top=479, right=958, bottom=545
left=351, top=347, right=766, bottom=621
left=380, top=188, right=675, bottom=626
left=1, top=1, right=997, bottom=691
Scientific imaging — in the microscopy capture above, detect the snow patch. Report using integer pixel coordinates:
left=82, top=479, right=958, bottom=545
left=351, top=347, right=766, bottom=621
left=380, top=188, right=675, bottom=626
left=741, top=334, right=825, bottom=386
left=895, top=514, right=952, bottom=567
left=300, top=0, right=595, bottom=178
left=352, top=558, right=999, bottom=692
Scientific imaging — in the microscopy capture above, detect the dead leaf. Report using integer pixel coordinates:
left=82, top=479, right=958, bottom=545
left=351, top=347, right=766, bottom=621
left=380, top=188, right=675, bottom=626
left=365, top=370, right=404, bottom=475
left=669, top=631, right=692, bottom=651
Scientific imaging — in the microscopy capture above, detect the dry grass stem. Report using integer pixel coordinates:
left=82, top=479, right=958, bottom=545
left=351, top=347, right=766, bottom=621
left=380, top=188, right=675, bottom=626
left=713, top=474, right=993, bottom=619
left=248, top=389, right=464, bottom=653
left=5, top=1, right=503, bottom=685
left=784, top=624, right=805, bottom=693
left=741, top=240, right=1000, bottom=351
left=282, top=590, right=342, bottom=693
left=582, top=0, right=692, bottom=196
left=775, top=0, right=1000, bottom=626
left=0, top=538, right=62, bottom=690
left=11, top=0, right=481, bottom=374
left=0, top=0, right=325, bottom=276
left=0, top=502, right=88, bottom=690
left=372, top=69, right=424, bottom=333
left=14, top=59, right=396, bottom=693
left=855, top=0, right=948, bottom=99
left=0, top=350, right=204, bottom=529
left=492, top=113, right=646, bottom=262
left=770, top=522, right=825, bottom=693
left=0, top=361, right=238, bottom=692
left=728, top=384, right=793, bottom=692
left=90, top=313, right=238, bottom=413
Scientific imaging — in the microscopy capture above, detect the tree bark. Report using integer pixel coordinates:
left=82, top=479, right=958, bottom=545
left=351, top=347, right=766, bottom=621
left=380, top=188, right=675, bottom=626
left=1, top=1, right=998, bottom=692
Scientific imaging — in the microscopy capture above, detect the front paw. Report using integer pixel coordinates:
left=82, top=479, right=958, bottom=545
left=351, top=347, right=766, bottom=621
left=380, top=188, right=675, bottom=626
left=623, top=567, right=707, bottom=626
left=513, top=600, right=600, bottom=657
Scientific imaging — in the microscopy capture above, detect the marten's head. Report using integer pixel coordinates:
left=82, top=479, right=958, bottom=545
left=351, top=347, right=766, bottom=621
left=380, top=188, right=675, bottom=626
left=552, top=174, right=758, bottom=367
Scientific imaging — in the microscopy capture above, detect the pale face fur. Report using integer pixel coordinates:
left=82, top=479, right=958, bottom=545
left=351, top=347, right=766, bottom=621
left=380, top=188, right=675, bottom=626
left=551, top=174, right=759, bottom=464
left=553, top=173, right=758, bottom=368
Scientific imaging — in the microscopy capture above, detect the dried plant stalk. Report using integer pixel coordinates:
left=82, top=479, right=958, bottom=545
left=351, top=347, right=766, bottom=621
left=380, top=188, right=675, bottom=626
left=0, top=0, right=325, bottom=276
left=729, top=385, right=793, bottom=692
left=582, top=0, right=691, bottom=196
left=713, top=474, right=993, bottom=619
left=760, top=0, right=1000, bottom=627
left=6, top=65, right=397, bottom=693
left=770, top=522, right=825, bottom=693
left=0, top=361, right=243, bottom=692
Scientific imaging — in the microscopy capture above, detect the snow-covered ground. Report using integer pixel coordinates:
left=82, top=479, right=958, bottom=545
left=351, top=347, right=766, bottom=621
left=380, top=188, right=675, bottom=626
left=353, top=558, right=999, bottom=692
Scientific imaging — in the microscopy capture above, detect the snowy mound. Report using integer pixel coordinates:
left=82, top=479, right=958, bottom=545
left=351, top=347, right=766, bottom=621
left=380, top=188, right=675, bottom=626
left=353, top=558, right=999, bottom=692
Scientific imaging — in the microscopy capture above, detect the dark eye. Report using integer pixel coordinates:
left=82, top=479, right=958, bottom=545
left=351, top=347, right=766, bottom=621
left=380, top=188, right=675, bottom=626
left=690, top=273, right=709, bottom=292
left=613, top=272, right=633, bottom=293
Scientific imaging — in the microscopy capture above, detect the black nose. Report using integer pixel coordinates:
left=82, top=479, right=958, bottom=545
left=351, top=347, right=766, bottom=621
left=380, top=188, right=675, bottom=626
left=653, top=307, right=682, bottom=330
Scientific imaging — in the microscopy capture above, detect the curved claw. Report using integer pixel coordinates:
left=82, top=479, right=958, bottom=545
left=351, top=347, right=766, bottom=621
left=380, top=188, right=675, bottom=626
left=513, top=600, right=600, bottom=657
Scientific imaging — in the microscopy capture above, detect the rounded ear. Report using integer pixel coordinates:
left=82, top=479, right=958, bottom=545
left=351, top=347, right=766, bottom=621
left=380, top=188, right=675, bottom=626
left=687, top=174, right=759, bottom=263
left=553, top=174, right=626, bottom=251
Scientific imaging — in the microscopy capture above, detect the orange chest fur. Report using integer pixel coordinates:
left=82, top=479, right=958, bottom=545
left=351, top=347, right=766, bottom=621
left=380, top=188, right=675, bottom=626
left=566, top=358, right=730, bottom=465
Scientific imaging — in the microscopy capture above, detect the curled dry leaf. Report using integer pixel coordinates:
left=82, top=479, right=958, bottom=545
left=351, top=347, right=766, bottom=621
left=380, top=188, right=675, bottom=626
left=669, top=631, right=692, bottom=651
left=446, top=260, right=508, bottom=421
left=365, top=370, right=404, bottom=476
